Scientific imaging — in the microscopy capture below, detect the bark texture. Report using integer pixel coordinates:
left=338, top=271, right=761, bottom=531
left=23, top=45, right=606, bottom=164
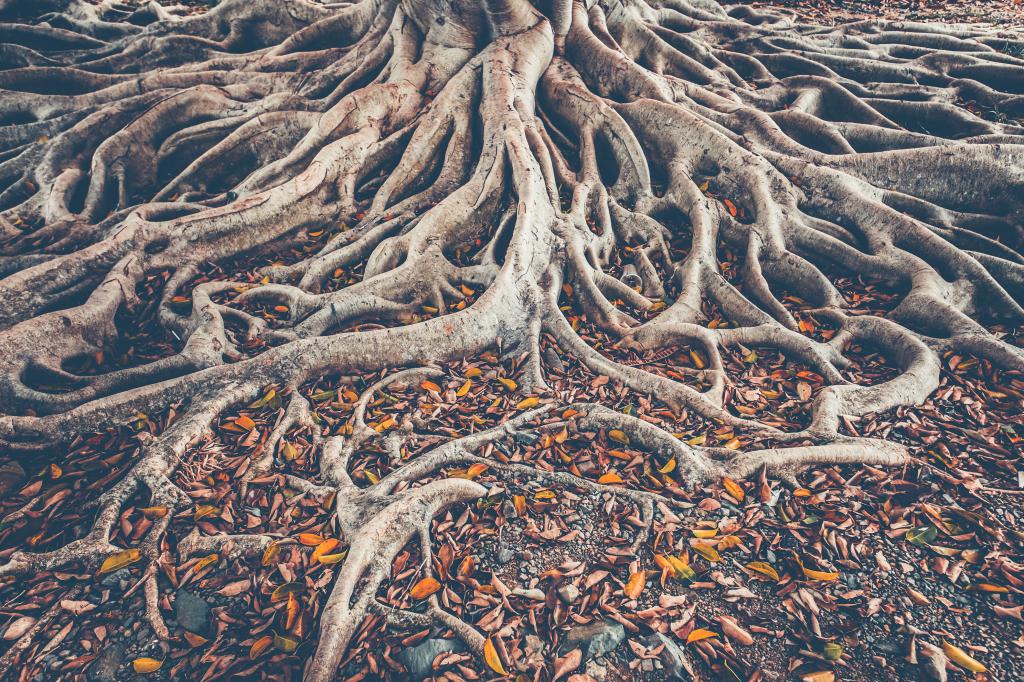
left=0, top=0, right=1022, bottom=678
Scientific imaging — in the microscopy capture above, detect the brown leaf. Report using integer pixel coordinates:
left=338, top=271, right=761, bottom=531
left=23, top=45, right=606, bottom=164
left=554, top=648, right=582, bottom=680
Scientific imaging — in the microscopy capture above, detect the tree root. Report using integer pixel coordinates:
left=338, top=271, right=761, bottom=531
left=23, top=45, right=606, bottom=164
left=0, top=0, right=1021, bottom=678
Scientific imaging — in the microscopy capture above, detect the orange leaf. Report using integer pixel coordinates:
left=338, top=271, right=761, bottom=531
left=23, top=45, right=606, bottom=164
left=420, top=380, right=441, bottom=392
left=597, top=472, right=623, bottom=485
left=297, top=533, right=324, bottom=546
left=234, top=415, right=256, bottom=430
left=723, top=477, right=745, bottom=503
left=410, top=577, right=441, bottom=600
left=311, top=539, right=339, bottom=563
left=686, top=628, right=718, bottom=644
left=133, top=658, right=163, bottom=673
left=250, top=635, right=273, bottom=659
left=624, top=570, right=646, bottom=599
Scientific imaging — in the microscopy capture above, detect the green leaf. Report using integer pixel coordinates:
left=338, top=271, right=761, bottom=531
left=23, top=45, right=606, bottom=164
left=906, top=525, right=938, bottom=547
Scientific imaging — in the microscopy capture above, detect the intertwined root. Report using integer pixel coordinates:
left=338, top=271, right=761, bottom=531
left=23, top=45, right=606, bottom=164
left=0, top=0, right=1022, bottom=678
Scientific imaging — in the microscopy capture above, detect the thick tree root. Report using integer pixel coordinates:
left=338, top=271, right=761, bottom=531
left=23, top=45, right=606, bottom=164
left=0, top=0, right=1022, bottom=678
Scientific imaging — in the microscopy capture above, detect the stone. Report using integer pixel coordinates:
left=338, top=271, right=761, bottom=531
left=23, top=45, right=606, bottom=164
left=399, top=638, right=466, bottom=679
left=173, top=590, right=211, bottom=637
left=86, top=642, right=125, bottom=682
left=558, top=583, right=580, bottom=604
left=646, top=633, right=697, bottom=680
left=564, top=621, right=626, bottom=660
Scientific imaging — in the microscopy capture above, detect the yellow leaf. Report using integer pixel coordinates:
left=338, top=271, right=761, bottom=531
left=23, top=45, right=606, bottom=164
left=262, top=542, right=281, bottom=566
left=513, top=495, right=527, bottom=515
left=689, top=349, right=706, bottom=369
left=194, top=504, right=218, bottom=521
left=192, top=553, right=219, bottom=573
left=692, top=528, right=718, bottom=539
left=465, top=463, right=488, bottom=479
left=745, top=562, right=780, bottom=581
left=484, top=636, right=508, bottom=675
left=270, top=582, right=305, bottom=602
left=608, top=429, right=629, bottom=445
left=686, top=629, right=718, bottom=644
left=942, top=641, right=987, bottom=673
left=686, top=434, right=707, bottom=446
left=281, top=441, right=299, bottom=461
left=365, top=470, right=380, bottom=484
left=464, top=367, right=482, bottom=379
left=667, top=556, right=696, bottom=581
left=456, top=379, right=471, bottom=397
left=534, top=490, right=556, bottom=500
left=248, top=389, right=276, bottom=409
left=98, top=548, right=141, bottom=574
left=693, top=543, right=721, bottom=563
left=133, top=658, right=163, bottom=673
left=318, top=551, right=347, bottom=565
left=624, top=570, right=646, bottom=599
left=800, top=673, right=835, bottom=682
left=274, top=633, right=300, bottom=653
left=516, top=397, right=540, bottom=409
left=724, top=437, right=742, bottom=450
left=497, top=377, right=517, bottom=391
left=250, top=635, right=273, bottom=659
left=718, top=534, right=741, bottom=550
left=800, top=562, right=839, bottom=582
left=410, top=577, right=441, bottom=600
left=658, top=458, right=677, bottom=474
left=598, top=472, right=623, bottom=484
left=723, top=477, right=745, bottom=503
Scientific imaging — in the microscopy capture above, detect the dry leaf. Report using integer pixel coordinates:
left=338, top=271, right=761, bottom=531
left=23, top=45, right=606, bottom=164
left=624, top=570, right=646, bottom=599
left=132, top=658, right=163, bottom=673
left=410, top=576, right=442, bottom=600
left=484, top=636, right=508, bottom=675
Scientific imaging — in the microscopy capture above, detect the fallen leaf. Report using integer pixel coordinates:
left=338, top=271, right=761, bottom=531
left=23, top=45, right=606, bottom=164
left=745, top=562, right=780, bottom=581
left=624, top=570, right=646, bottom=599
left=410, top=577, right=442, bottom=600
left=3, top=616, right=35, bottom=641
left=942, top=641, right=986, bottom=673
left=132, top=658, right=163, bottom=673
left=484, top=636, right=508, bottom=675
left=686, top=629, right=718, bottom=644
left=98, top=548, right=141, bottom=574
